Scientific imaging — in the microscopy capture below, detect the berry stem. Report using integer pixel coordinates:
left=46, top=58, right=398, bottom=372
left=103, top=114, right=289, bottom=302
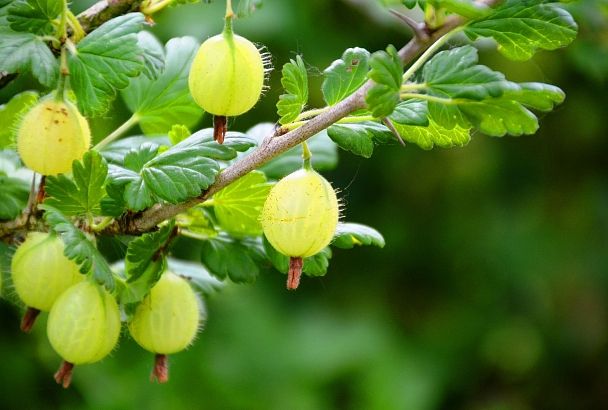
left=20, top=307, right=40, bottom=333
left=54, top=361, right=75, bottom=388
left=94, top=114, right=140, bottom=150
left=287, top=257, right=303, bottom=290
left=213, top=115, right=227, bottom=144
left=151, top=354, right=169, bottom=383
left=301, top=142, right=312, bottom=170
left=224, top=0, right=234, bottom=36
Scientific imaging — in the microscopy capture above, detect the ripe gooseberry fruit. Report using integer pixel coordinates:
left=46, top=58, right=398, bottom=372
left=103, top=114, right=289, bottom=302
left=47, top=280, right=121, bottom=388
left=10, top=232, right=83, bottom=332
left=17, top=94, right=91, bottom=175
left=188, top=3, right=267, bottom=143
left=128, top=272, right=201, bottom=383
left=261, top=153, right=339, bottom=290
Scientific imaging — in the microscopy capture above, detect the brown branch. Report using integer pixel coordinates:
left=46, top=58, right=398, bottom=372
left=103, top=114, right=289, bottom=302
left=77, top=0, right=146, bottom=33
left=102, top=0, right=503, bottom=236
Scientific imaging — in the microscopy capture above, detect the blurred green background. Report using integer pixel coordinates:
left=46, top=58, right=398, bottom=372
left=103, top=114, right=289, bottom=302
left=2, top=0, right=608, bottom=409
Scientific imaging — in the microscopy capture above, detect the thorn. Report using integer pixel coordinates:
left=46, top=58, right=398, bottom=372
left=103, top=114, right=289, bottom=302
left=382, top=118, right=406, bottom=147
left=151, top=354, right=169, bottom=383
left=54, top=361, right=74, bottom=388
left=287, top=257, right=303, bottom=290
left=20, top=307, right=41, bottom=333
left=389, top=9, right=429, bottom=41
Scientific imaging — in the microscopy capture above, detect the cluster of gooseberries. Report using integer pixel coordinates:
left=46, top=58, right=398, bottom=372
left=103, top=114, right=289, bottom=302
left=7, top=0, right=340, bottom=387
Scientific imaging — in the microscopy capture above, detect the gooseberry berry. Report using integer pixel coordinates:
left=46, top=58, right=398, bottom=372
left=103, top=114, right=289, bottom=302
left=128, top=272, right=201, bottom=383
left=17, top=95, right=91, bottom=175
left=261, top=167, right=339, bottom=289
left=10, top=231, right=83, bottom=332
left=47, top=280, right=121, bottom=388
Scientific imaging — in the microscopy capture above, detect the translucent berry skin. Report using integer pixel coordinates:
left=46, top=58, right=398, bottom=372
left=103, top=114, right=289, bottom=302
left=17, top=97, right=91, bottom=175
left=11, top=232, right=83, bottom=312
left=188, top=33, right=264, bottom=116
left=47, top=281, right=121, bottom=365
left=261, top=168, right=339, bottom=258
left=128, top=272, right=200, bottom=355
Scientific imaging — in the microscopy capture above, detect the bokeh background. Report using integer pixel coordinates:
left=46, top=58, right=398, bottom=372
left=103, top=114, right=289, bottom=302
left=1, top=0, right=608, bottom=409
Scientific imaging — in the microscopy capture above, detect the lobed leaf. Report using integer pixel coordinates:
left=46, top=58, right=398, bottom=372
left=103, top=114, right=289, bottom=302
left=42, top=205, right=115, bottom=291
left=322, top=47, right=370, bottom=106
left=200, top=235, right=265, bottom=284
left=212, top=171, right=273, bottom=237
left=422, top=46, right=518, bottom=100
left=465, top=0, right=578, bottom=61
left=122, top=36, right=203, bottom=134
left=327, top=121, right=394, bottom=158
left=392, top=118, right=470, bottom=150
left=7, top=0, right=62, bottom=35
left=277, top=55, right=309, bottom=125
left=45, top=151, right=108, bottom=216
left=68, top=13, right=145, bottom=117
left=0, top=29, right=58, bottom=87
left=366, top=45, right=403, bottom=118
left=332, top=223, right=386, bottom=249
left=106, top=130, right=255, bottom=212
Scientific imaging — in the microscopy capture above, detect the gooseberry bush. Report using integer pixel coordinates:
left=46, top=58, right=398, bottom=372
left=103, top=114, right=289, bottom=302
left=0, top=0, right=578, bottom=387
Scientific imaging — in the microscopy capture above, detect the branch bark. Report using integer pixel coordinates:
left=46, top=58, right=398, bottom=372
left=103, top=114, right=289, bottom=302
left=103, top=0, right=502, bottom=236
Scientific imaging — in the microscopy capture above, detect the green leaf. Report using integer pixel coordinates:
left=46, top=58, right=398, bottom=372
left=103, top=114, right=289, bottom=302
left=262, top=236, right=332, bottom=277
left=503, top=82, right=565, bottom=111
left=0, top=147, right=32, bottom=220
left=7, top=0, right=62, bottom=35
left=465, top=0, right=578, bottom=61
left=247, top=123, right=338, bottom=179
left=332, top=222, right=385, bottom=249
left=433, top=0, right=490, bottom=19
left=41, top=205, right=115, bottom=291
left=422, top=46, right=518, bottom=100
left=277, top=55, right=309, bottom=125
left=0, top=90, right=38, bottom=148
left=119, top=257, right=165, bottom=305
left=322, top=47, right=370, bottom=106
left=175, top=205, right=217, bottom=240
left=122, top=36, right=203, bottom=134
left=390, top=99, right=429, bottom=126
left=419, top=47, right=563, bottom=136
left=458, top=99, right=538, bottom=137
left=168, top=124, right=191, bottom=145
left=100, top=135, right=168, bottom=165
left=392, top=118, right=470, bottom=150
left=0, top=29, right=58, bottom=87
left=200, top=235, right=264, bottom=284
left=45, top=151, right=108, bottom=216
left=137, top=31, right=164, bottom=79
left=69, top=13, right=145, bottom=117
left=212, top=171, right=273, bottom=237
left=0, top=175, right=28, bottom=220
left=107, top=130, right=255, bottom=211
left=121, top=221, right=175, bottom=303
left=166, top=258, right=223, bottom=295
left=327, top=121, right=394, bottom=158
left=366, top=45, right=403, bottom=118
